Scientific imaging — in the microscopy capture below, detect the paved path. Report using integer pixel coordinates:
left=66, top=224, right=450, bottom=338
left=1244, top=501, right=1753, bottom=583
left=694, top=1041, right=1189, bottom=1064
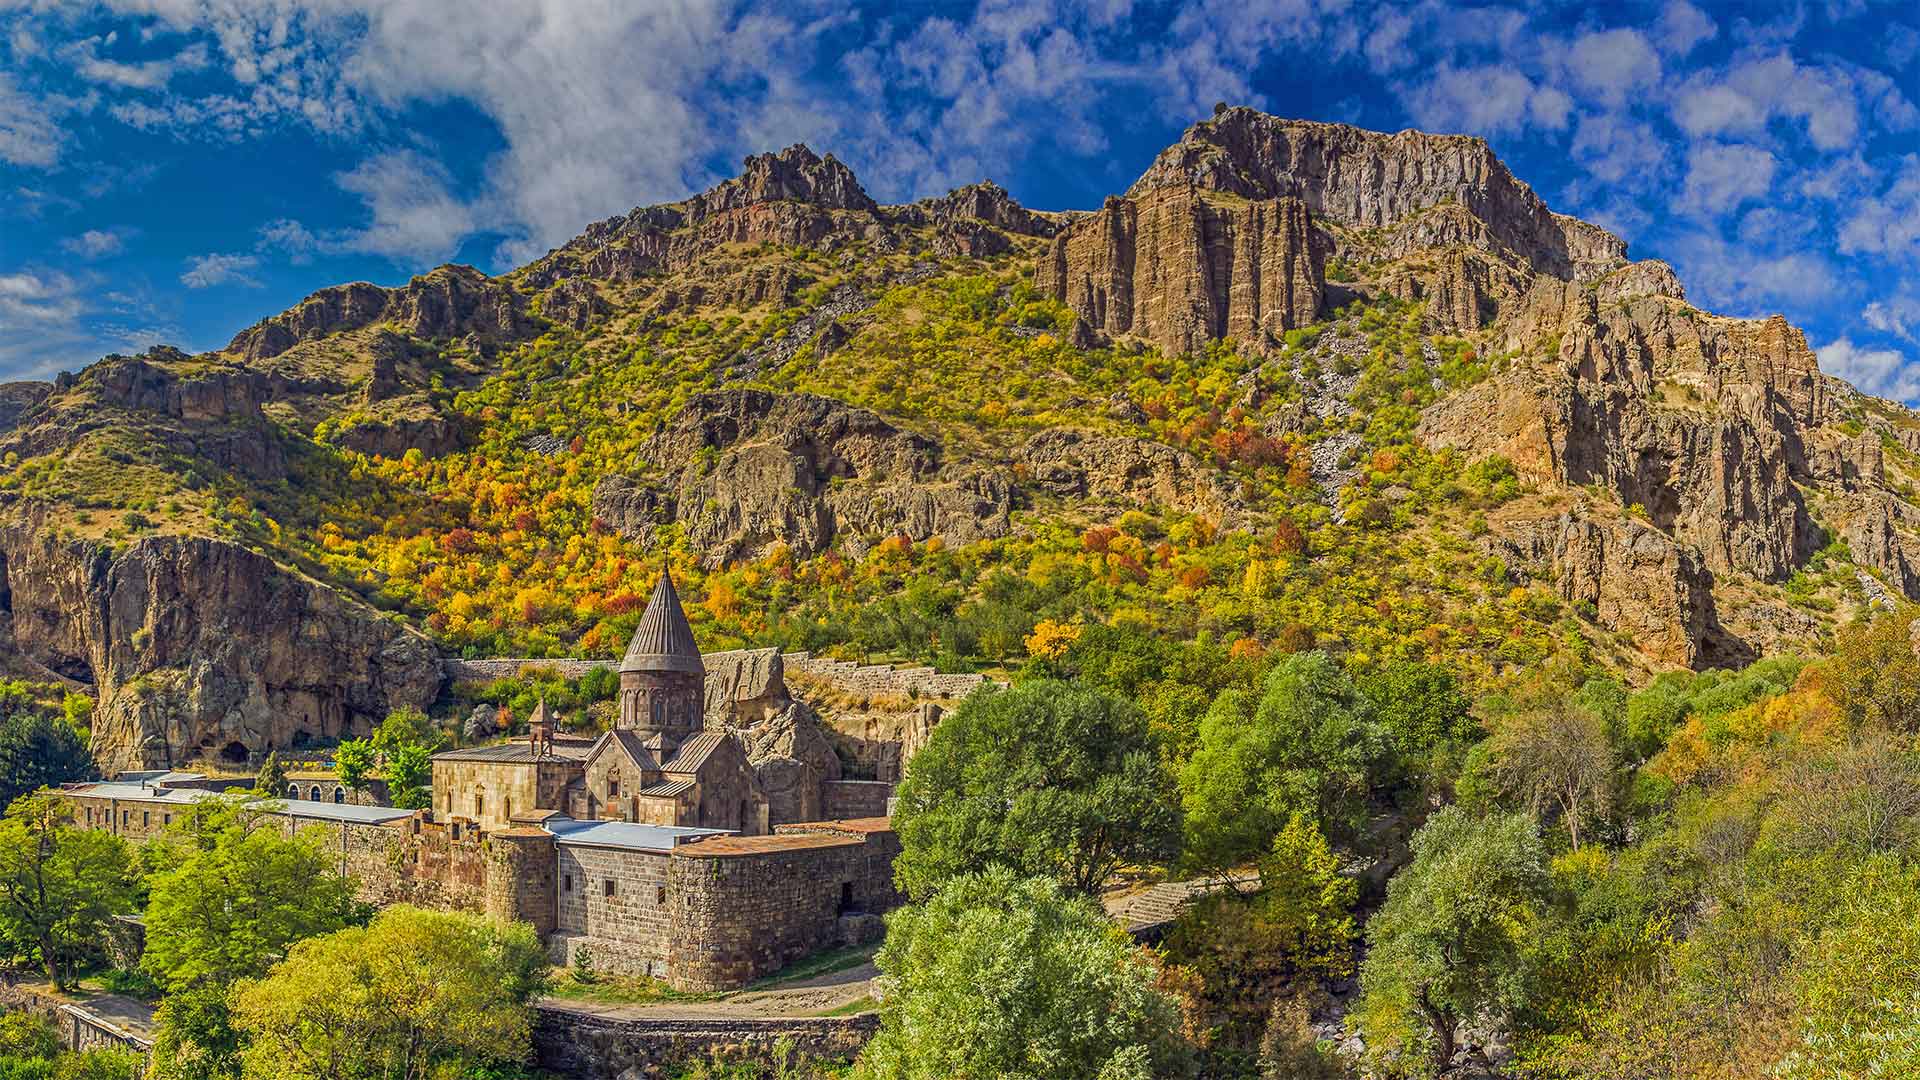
left=1103, top=871, right=1262, bottom=936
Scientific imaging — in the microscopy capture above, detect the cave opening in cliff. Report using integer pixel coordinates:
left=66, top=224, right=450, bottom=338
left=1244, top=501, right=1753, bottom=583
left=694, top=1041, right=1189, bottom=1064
left=220, top=741, right=249, bottom=765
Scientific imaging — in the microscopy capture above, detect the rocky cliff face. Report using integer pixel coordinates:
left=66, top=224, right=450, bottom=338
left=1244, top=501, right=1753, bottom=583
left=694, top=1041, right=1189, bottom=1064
left=595, top=389, right=1012, bottom=565
left=1047, top=186, right=1323, bottom=355
left=227, top=265, right=539, bottom=363
left=0, top=511, right=441, bottom=771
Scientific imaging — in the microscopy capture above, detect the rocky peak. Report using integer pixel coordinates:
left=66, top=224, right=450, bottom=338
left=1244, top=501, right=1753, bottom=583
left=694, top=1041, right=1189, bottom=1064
left=907, top=180, right=1055, bottom=237
left=1132, top=107, right=1629, bottom=283
left=687, top=144, right=878, bottom=221
left=226, top=264, right=538, bottom=363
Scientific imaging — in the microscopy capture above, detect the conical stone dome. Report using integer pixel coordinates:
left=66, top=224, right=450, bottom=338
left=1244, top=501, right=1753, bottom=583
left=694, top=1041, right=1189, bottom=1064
left=620, top=570, right=703, bottom=675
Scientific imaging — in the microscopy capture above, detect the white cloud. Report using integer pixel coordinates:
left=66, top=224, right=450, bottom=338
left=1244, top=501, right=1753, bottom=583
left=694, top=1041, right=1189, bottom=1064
left=1819, top=337, right=1920, bottom=401
left=0, top=268, right=176, bottom=380
left=1655, top=0, right=1716, bottom=56
left=1680, top=142, right=1777, bottom=215
left=1838, top=155, right=1920, bottom=258
left=0, top=71, right=62, bottom=166
left=1668, top=228, right=1835, bottom=312
left=180, top=252, right=261, bottom=288
left=1405, top=64, right=1568, bottom=137
left=328, top=149, right=475, bottom=264
left=60, top=229, right=128, bottom=259
left=1566, top=28, right=1661, bottom=106
left=257, top=218, right=317, bottom=264
left=1669, top=52, right=1906, bottom=152
left=1865, top=294, right=1920, bottom=342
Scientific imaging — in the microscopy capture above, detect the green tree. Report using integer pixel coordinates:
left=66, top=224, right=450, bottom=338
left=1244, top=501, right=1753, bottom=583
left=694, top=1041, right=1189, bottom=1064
left=229, top=907, right=547, bottom=1080
left=860, top=867, right=1195, bottom=1080
left=251, top=752, right=286, bottom=797
left=1163, top=815, right=1358, bottom=1044
left=51, top=1049, right=143, bottom=1080
left=892, top=681, right=1181, bottom=899
left=1356, top=808, right=1548, bottom=1075
left=384, top=743, right=434, bottom=810
left=150, top=984, right=245, bottom=1080
left=1180, top=652, right=1386, bottom=873
left=1357, top=660, right=1476, bottom=777
left=143, top=797, right=360, bottom=990
left=0, top=713, right=92, bottom=809
left=373, top=706, right=448, bottom=756
left=333, top=738, right=377, bottom=795
left=1828, top=605, right=1920, bottom=733
left=0, top=793, right=136, bottom=987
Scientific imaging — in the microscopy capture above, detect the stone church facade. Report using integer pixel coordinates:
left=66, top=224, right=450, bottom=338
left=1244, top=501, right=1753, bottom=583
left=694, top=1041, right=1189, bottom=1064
left=61, top=572, right=903, bottom=991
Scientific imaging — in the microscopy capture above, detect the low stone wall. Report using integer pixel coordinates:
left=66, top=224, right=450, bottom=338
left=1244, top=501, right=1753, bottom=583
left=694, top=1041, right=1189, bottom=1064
left=783, top=652, right=988, bottom=701
left=0, top=984, right=153, bottom=1060
left=533, top=1009, right=879, bottom=1080
left=821, top=780, right=893, bottom=820
left=446, top=648, right=988, bottom=708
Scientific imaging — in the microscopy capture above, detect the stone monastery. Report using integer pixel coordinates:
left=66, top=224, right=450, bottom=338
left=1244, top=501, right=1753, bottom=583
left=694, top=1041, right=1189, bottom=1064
left=60, top=572, right=904, bottom=991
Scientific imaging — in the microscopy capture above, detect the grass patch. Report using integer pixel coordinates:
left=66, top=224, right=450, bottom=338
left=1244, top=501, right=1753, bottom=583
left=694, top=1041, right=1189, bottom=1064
left=544, top=966, right=723, bottom=1007
left=746, top=943, right=880, bottom=991
left=814, top=995, right=877, bottom=1017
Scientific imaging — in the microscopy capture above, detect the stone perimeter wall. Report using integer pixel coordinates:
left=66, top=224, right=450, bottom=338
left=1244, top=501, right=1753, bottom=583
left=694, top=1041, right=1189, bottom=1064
left=444, top=648, right=988, bottom=703
left=533, top=1009, right=879, bottom=1080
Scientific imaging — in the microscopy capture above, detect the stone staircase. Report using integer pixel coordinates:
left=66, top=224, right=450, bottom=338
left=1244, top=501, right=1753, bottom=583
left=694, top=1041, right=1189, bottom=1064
left=1104, top=871, right=1261, bottom=937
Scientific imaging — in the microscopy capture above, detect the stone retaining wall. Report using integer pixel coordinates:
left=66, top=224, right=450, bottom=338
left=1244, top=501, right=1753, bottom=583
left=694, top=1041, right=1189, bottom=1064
left=533, top=1009, right=879, bottom=1080
left=445, top=648, right=989, bottom=706
left=821, top=779, right=893, bottom=819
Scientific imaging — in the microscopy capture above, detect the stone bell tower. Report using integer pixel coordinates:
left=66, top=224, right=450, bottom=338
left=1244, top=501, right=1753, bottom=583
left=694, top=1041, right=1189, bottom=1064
left=618, top=570, right=705, bottom=750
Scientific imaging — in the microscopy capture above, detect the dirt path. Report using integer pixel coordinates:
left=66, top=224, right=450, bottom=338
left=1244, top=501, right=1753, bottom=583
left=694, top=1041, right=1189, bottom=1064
left=541, top=959, right=880, bottom=1020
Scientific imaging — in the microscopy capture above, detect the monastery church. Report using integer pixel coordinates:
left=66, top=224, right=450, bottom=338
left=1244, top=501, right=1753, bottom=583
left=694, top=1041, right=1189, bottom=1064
left=432, top=571, right=770, bottom=834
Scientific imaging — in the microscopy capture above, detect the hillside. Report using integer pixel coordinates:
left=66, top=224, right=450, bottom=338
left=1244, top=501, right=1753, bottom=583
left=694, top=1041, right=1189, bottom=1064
left=2, top=105, right=1913, bottom=770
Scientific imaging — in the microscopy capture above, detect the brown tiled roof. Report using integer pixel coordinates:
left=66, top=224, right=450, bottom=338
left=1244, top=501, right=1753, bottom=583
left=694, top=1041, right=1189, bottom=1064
left=674, top=833, right=864, bottom=858
left=433, top=739, right=592, bottom=764
left=621, top=570, right=703, bottom=675
left=776, top=817, right=894, bottom=836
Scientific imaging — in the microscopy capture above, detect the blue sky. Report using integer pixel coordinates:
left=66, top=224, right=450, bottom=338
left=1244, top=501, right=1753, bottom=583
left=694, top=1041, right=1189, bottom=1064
left=5, top=1, right=1920, bottom=402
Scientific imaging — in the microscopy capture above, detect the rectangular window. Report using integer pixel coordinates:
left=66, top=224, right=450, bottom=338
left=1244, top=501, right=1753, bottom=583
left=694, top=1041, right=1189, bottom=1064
left=142, top=811, right=149, bottom=828
left=563, top=874, right=573, bottom=892
left=604, top=879, right=616, bottom=898
left=120, top=810, right=128, bottom=826
left=656, top=885, right=667, bottom=905
left=475, top=795, right=484, bottom=817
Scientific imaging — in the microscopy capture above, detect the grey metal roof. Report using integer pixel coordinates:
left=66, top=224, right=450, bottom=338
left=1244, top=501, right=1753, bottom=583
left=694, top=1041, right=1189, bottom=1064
left=639, top=779, right=695, bottom=798
left=620, top=570, right=703, bottom=675
left=63, top=784, right=413, bottom=825
left=546, top=817, right=728, bottom=852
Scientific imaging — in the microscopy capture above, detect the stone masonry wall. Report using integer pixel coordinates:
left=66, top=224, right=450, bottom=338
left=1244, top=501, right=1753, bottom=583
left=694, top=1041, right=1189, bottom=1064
left=666, top=836, right=868, bottom=991
left=552, top=844, right=676, bottom=977
left=445, top=648, right=988, bottom=710
left=533, top=1010, right=878, bottom=1080
left=820, top=780, right=892, bottom=820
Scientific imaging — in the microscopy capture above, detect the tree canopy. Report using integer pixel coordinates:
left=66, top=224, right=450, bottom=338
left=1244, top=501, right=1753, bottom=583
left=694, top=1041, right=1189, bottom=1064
left=0, top=792, right=136, bottom=988
left=891, top=680, right=1181, bottom=899
left=860, top=867, right=1195, bottom=1080
left=229, top=906, right=546, bottom=1080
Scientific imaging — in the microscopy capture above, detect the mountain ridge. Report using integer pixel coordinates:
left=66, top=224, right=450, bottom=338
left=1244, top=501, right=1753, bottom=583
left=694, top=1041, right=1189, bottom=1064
left=4, top=106, right=1916, bottom=770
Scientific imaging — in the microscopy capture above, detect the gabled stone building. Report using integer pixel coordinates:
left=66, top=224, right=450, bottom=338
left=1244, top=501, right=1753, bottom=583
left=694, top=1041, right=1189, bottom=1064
left=430, top=571, right=770, bottom=833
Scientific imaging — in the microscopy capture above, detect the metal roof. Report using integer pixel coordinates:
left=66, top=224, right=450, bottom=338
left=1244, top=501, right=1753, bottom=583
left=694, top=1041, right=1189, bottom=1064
left=639, top=779, right=695, bottom=798
left=63, top=784, right=414, bottom=825
left=620, top=570, right=704, bottom=675
left=662, top=730, right=727, bottom=774
left=546, top=817, right=728, bottom=853
left=433, top=737, right=594, bottom=764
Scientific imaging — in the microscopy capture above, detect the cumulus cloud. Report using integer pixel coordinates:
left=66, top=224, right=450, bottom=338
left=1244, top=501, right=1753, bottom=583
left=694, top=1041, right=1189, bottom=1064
left=1865, top=294, right=1920, bottom=342
left=1566, top=28, right=1661, bottom=106
left=1819, top=337, right=1920, bottom=401
left=1681, top=142, right=1778, bottom=215
left=257, top=218, right=318, bottom=264
left=1656, top=1, right=1717, bottom=55
left=1406, top=64, right=1570, bottom=137
left=329, top=149, right=475, bottom=264
left=180, top=252, right=261, bottom=288
left=1838, top=155, right=1920, bottom=259
left=1669, top=52, right=1909, bottom=152
left=61, top=229, right=128, bottom=259
left=0, top=268, right=174, bottom=379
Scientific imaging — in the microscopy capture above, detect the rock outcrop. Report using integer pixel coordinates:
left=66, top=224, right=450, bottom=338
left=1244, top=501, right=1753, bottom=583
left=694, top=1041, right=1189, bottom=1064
left=1020, top=429, right=1239, bottom=521
left=0, top=513, right=442, bottom=771
left=1486, top=512, right=1716, bottom=667
left=227, top=265, right=539, bottom=362
left=601, top=389, right=1011, bottom=564
left=1047, top=186, right=1323, bottom=355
